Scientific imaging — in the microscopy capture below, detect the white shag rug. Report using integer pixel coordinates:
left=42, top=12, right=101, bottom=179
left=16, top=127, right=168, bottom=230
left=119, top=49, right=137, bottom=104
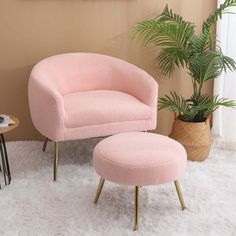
left=0, top=139, right=236, bottom=236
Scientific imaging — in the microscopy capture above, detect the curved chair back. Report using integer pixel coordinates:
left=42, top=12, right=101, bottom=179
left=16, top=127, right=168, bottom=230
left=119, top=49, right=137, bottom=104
left=31, top=53, right=152, bottom=98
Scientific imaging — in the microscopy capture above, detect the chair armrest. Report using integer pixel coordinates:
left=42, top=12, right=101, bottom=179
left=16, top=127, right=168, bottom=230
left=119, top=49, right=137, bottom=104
left=127, top=68, right=158, bottom=108
left=115, top=60, right=158, bottom=107
left=28, top=71, right=65, bottom=142
left=118, top=62, right=158, bottom=129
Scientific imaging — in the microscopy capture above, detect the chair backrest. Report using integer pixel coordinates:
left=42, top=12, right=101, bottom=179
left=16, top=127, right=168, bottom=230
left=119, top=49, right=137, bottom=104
left=31, top=53, right=141, bottom=96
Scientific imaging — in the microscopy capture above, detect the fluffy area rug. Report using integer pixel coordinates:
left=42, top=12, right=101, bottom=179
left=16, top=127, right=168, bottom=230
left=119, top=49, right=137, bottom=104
left=0, top=139, right=235, bottom=236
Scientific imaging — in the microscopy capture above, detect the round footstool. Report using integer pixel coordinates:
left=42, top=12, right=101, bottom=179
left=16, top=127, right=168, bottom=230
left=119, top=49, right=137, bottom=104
left=93, top=132, right=187, bottom=230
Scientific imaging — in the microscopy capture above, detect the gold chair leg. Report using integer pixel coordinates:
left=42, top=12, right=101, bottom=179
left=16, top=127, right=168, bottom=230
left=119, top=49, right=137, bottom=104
left=174, top=180, right=186, bottom=210
left=134, top=186, right=140, bottom=231
left=42, top=137, right=49, bottom=152
left=94, top=178, right=105, bottom=204
left=53, top=142, right=59, bottom=182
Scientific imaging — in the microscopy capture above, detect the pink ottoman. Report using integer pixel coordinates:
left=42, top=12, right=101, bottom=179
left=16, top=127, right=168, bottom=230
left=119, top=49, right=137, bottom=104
left=93, top=132, right=187, bottom=230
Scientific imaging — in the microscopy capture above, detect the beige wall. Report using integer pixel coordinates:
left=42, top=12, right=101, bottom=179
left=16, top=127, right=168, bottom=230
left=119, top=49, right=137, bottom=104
left=0, top=0, right=216, bottom=141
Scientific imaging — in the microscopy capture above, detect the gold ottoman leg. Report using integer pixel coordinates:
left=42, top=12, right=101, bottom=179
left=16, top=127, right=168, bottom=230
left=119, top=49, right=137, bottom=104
left=174, top=180, right=186, bottom=210
left=53, top=142, right=59, bottom=182
left=94, top=178, right=105, bottom=204
left=134, top=186, right=140, bottom=231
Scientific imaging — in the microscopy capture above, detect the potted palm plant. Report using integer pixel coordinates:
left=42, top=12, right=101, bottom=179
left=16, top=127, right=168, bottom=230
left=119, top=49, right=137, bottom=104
left=133, top=0, right=236, bottom=161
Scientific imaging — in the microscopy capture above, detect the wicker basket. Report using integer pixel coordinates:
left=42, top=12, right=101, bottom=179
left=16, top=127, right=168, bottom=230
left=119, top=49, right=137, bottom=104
left=169, top=118, right=211, bottom=161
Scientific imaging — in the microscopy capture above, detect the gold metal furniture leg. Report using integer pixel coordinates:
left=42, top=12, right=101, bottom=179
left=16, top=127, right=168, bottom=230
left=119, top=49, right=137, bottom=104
left=134, top=186, right=140, bottom=231
left=94, top=178, right=105, bottom=204
left=174, top=180, right=186, bottom=210
left=42, top=137, right=49, bottom=152
left=53, top=142, right=59, bottom=182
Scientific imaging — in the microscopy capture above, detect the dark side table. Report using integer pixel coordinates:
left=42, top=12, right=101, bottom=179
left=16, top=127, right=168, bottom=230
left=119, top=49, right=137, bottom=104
left=0, top=115, right=19, bottom=187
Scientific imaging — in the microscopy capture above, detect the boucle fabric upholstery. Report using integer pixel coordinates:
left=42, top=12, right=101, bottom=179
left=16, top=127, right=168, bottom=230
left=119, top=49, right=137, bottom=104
left=28, top=53, right=158, bottom=142
left=93, top=132, right=187, bottom=186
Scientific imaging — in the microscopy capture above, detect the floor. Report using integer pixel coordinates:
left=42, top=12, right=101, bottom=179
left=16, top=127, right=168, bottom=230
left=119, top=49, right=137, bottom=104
left=0, top=139, right=235, bottom=236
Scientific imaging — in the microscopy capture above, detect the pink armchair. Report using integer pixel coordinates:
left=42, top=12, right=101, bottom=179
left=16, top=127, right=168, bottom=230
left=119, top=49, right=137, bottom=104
left=28, top=53, right=158, bottom=181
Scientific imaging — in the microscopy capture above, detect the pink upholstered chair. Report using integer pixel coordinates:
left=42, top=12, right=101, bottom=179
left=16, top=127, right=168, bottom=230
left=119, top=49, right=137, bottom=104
left=28, top=53, right=158, bottom=181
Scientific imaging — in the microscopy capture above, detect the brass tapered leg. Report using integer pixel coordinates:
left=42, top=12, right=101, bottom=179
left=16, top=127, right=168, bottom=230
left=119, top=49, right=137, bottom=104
left=94, top=178, right=105, bottom=204
left=174, top=180, right=186, bottom=210
left=53, top=142, right=59, bottom=182
left=42, top=138, right=49, bottom=152
left=134, top=186, right=140, bottom=231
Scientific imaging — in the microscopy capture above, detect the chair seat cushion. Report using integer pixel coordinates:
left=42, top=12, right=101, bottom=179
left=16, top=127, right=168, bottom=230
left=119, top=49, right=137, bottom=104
left=93, top=132, right=187, bottom=186
left=63, top=90, right=151, bottom=128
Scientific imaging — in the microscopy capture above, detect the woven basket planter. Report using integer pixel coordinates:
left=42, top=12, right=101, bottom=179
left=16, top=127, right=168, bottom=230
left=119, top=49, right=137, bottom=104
left=169, top=118, right=211, bottom=161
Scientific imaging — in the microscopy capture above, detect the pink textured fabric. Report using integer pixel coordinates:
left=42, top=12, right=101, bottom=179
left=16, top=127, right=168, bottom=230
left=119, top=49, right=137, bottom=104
left=28, top=53, right=158, bottom=142
left=93, top=132, right=187, bottom=186
left=63, top=90, right=151, bottom=128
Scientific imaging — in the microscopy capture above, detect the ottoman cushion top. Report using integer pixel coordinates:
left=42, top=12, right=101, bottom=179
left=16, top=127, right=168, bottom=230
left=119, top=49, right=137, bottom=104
left=93, top=132, right=187, bottom=186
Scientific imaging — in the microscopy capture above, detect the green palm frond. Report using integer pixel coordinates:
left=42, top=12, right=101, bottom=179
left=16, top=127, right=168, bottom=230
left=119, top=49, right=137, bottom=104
left=180, top=106, right=206, bottom=122
left=158, top=47, right=187, bottom=76
left=132, top=19, right=159, bottom=45
left=200, top=96, right=236, bottom=120
left=192, top=0, right=236, bottom=54
left=133, top=14, right=194, bottom=76
left=191, top=31, right=213, bottom=54
left=188, top=94, right=211, bottom=106
left=203, top=95, right=236, bottom=117
left=222, top=55, right=236, bottom=71
left=189, top=51, right=236, bottom=84
left=133, top=19, right=194, bottom=48
left=158, top=91, right=189, bottom=115
left=203, top=0, right=236, bottom=33
left=189, top=51, right=220, bottom=84
left=186, top=94, right=236, bottom=121
left=133, top=1, right=236, bottom=122
left=158, top=92, right=214, bottom=122
left=160, top=93, right=236, bottom=122
left=157, top=4, right=193, bottom=26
